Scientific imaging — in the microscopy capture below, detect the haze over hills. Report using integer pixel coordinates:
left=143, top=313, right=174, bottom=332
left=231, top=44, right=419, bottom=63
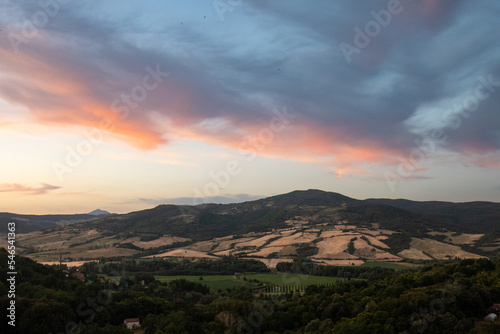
left=8, top=190, right=500, bottom=267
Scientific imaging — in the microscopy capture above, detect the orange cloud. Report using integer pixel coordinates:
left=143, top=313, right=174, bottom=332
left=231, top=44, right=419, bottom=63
left=0, top=34, right=170, bottom=150
left=0, top=37, right=408, bottom=176
left=174, top=117, right=405, bottom=174
left=336, top=169, right=344, bottom=178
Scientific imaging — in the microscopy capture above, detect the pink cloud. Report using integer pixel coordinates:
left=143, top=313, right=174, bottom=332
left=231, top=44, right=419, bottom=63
left=0, top=183, right=60, bottom=195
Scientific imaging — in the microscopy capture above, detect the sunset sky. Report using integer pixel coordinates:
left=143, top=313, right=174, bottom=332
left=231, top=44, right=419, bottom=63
left=1, top=0, right=500, bottom=214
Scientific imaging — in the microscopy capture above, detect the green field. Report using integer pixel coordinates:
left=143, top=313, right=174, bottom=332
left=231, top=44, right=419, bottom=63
left=246, top=273, right=343, bottom=286
left=360, top=261, right=415, bottom=269
left=155, top=275, right=245, bottom=290
left=154, top=273, right=345, bottom=290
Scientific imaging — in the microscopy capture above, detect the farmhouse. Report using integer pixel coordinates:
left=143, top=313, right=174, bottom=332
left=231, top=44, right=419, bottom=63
left=72, top=271, right=85, bottom=282
left=123, top=318, right=140, bottom=329
left=484, top=313, right=497, bottom=322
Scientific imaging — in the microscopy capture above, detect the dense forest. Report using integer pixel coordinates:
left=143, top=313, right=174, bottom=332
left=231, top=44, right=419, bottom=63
left=80, top=256, right=271, bottom=276
left=2, top=248, right=500, bottom=333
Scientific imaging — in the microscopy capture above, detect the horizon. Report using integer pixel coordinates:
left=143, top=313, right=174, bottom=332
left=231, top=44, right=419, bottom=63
left=2, top=1, right=500, bottom=214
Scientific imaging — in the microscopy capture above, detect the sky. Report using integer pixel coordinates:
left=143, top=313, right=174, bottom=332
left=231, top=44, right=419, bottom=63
left=1, top=0, right=499, bottom=214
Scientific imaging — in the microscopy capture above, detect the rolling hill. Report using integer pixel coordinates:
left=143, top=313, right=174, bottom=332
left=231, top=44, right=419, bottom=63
left=0, top=212, right=103, bottom=234
left=7, top=190, right=500, bottom=266
left=365, top=198, right=500, bottom=233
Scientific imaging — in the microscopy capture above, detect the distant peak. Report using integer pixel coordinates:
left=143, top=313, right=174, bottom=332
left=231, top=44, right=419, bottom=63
left=87, top=209, right=111, bottom=216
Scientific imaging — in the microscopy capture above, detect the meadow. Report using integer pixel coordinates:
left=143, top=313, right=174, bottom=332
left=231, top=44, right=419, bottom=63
left=154, top=273, right=346, bottom=290
left=359, top=261, right=417, bottom=270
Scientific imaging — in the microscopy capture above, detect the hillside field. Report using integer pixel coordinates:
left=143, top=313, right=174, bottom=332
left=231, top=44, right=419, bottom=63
left=121, top=273, right=346, bottom=290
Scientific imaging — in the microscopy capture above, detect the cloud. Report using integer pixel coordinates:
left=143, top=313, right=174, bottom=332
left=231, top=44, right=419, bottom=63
left=0, top=0, right=499, bottom=176
left=0, top=183, right=60, bottom=195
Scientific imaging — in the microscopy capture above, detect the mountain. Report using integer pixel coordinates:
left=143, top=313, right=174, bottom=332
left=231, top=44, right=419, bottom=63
left=87, top=209, right=111, bottom=216
left=257, top=189, right=356, bottom=206
left=83, top=190, right=355, bottom=240
left=87, top=189, right=499, bottom=239
left=9, top=189, right=500, bottom=264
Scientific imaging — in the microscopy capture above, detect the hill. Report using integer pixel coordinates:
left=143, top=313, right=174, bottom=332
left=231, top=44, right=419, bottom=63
left=10, top=190, right=500, bottom=265
left=88, top=189, right=499, bottom=239
left=365, top=198, right=500, bottom=233
left=0, top=212, right=100, bottom=234
left=84, top=190, right=354, bottom=240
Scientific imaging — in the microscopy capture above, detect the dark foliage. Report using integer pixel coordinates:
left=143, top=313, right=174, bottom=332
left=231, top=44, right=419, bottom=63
left=2, top=248, right=500, bottom=333
left=79, top=256, right=270, bottom=276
